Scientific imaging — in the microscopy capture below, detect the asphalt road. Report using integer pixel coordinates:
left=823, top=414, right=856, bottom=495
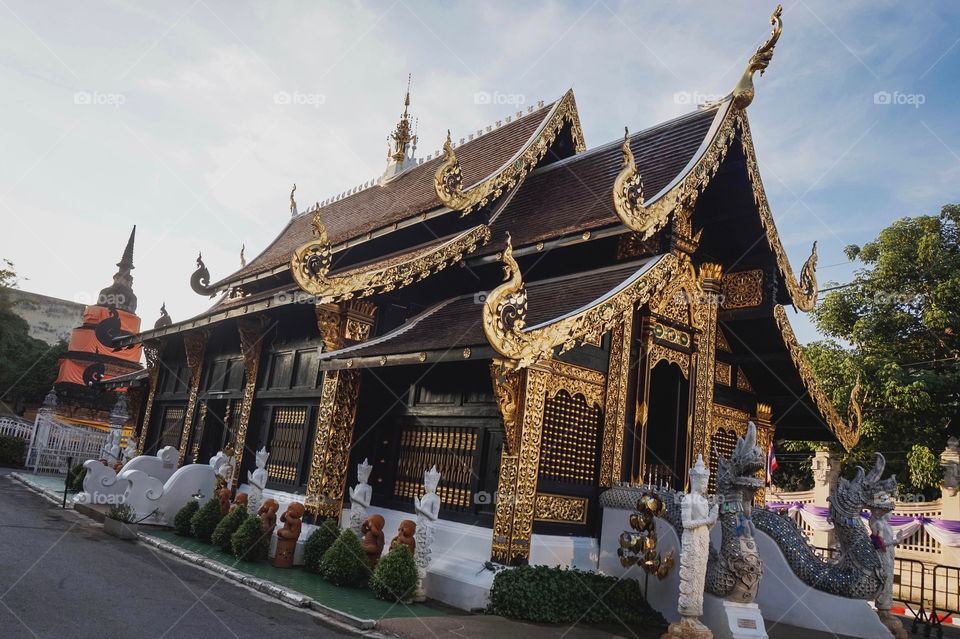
left=0, top=470, right=352, bottom=639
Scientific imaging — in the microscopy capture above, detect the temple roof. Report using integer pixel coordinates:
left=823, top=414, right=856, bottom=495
left=211, top=98, right=562, bottom=289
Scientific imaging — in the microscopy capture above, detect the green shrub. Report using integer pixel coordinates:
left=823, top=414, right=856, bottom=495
left=487, top=565, right=666, bottom=626
left=190, top=498, right=224, bottom=543
left=211, top=506, right=247, bottom=553
left=319, top=529, right=368, bottom=587
left=0, top=435, right=27, bottom=467
left=303, top=518, right=340, bottom=573
left=106, top=503, right=135, bottom=523
left=370, top=544, right=418, bottom=602
left=66, top=463, right=87, bottom=491
left=173, top=500, right=199, bottom=536
left=231, top=514, right=269, bottom=561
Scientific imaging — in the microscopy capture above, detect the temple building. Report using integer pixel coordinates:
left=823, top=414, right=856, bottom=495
left=115, top=8, right=860, bottom=576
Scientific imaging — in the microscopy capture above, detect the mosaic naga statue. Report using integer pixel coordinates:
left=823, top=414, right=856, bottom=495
left=750, top=454, right=887, bottom=600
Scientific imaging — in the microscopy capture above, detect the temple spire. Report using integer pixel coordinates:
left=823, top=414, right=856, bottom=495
left=118, top=225, right=136, bottom=270
left=383, top=74, right=417, bottom=182
left=98, top=225, right=138, bottom=313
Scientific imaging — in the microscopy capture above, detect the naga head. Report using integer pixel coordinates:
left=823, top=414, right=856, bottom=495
left=715, top=421, right=765, bottom=497
left=832, top=453, right=897, bottom=518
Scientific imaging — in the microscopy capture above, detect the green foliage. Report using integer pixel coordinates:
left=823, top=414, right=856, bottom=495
left=907, top=445, right=941, bottom=491
left=488, top=565, right=666, bottom=626
left=319, top=529, right=369, bottom=587
left=369, top=544, right=418, bottom=602
left=231, top=514, right=269, bottom=561
left=0, top=260, right=67, bottom=411
left=190, top=498, right=224, bottom=543
left=0, top=434, right=27, bottom=467
left=106, top=503, right=135, bottom=523
left=806, top=204, right=960, bottom=496
left=173, top=500, right=199, bottom=536
left=211, top=506, right=247, bottom=553
left=303, top=518, right=340, bottom=573
left=66, top=463, right=87, bottom=491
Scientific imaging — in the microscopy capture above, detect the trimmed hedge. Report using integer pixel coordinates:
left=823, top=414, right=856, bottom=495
left=190, top=498, right=224, bottom=543
left=487, top=565, right=667, bottom=626
left=319, top=529, right=368, bottom=587
left=370, top=544, right=418, bottom=602
left=231, top=514, right=269, bottom=561
left=173, top=500, right=199, bottom=536
left=211, top=506, right=247, bottom=553
left=66, top=463, right=87, bottom=492
left=0, top=435, right=27, bottom=467
left=303, top=518, right=340, bottom=573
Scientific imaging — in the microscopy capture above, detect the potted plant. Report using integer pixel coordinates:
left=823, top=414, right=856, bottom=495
left=103, top=503, right=139, bottom=540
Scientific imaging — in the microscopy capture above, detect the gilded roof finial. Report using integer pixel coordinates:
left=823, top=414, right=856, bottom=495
left=732, top=4, right=783, bottom=108
left=390, top=74, right=413, bottom=163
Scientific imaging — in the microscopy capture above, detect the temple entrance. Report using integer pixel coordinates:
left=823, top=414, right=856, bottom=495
left=196, top=399, right=230, bottom=463
left=645, top=361, right=690, bottom=489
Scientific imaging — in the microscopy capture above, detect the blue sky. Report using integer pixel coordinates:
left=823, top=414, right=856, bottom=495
left=1, top=1, right=958, bottom=344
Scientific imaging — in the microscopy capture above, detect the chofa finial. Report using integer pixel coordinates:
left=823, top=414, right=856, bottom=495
left=732, top=4, right=783, bottom=108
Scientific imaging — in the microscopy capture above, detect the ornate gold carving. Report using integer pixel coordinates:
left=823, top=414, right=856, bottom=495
left=712, top=403, right=750, bottom=438
left=542, top=360, right=605, bottom=408
left=722, top=270, right=764, bottom=309
left=178, top=330, right=209, bottom=466
left=616, top=232, right=660, bottom=261
left=534, top=493, right=588, bottom=524
left=462, top=347, right=472, bottom=359
left=600, top=312, right=632, bottom=487
left=435, top=90, right=585, bottom=215
left=648, top=342, right=690, bottom=378
left=691, top=263, right=722, bottom=462
left=306, top=369, right=361, bottom=518
left=773, top=305, right=860, bottom=449
left=344, top=318, right=370, bottom=342
left=483, top=234, right=680, bottom=369
left=651, top=321, right=691, bottom=347
left=292, top=212, right=491, bottom=302
left=736, top=368, right=755, bottom=393
left=613, top=127, right=644, bottom=217
left=715, top=361, right=732, bottom=386
left=491, top=368, right=548, bottom=563
left=136, top=341, right=161, bottom=456
left=732, top=4, right=783, bottom=108
left=233, top=317, right=266, bottom=484
left=491, top=360, right=522, bottom=456
left=316, top=303, right=343, bottom=352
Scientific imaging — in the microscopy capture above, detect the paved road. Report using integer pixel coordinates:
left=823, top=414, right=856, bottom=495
left=0, top=471, right=352, bottom=639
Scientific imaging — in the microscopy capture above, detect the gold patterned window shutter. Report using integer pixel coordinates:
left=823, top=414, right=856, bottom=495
left=708, top=427, right=739, bottom=493
left=266, top=406, right=310, bottom=486
left=160, top=406, right=185, bottom=449
left=393, top=425, right=478, bottom=510
left=539, top=389, right=602, bottom=484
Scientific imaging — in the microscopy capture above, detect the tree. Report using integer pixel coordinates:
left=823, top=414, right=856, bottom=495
left=0, top=260, right=67, bottom=413
left=805, top=204, right=960, bottom=496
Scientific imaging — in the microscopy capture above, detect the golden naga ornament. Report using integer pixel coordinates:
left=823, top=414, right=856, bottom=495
left=483, top=233, right=679, bottom=369
left=290, top=209, right=492, bottom=303
left=434, top=89, right=585, bottom=216
left=795, top=240, right=818, bottom=311
left=612, top=127, right=644, bottom=214
left=732, top=4, right=783, bottom=108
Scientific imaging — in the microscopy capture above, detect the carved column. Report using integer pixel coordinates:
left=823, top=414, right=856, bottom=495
left=754, top=401, right=775, bottom=504
left=136, top=340, right=161, bottom=456
left=600, top=310, right=633, bottom=487
left=690, top=263, right=722, bottom=465
left=812, top=448, right=841, bottom=548
left=305, top=300, right=376, bottom=519
left=178, top=330, right=209, bottom=466
left=491, top=363, right=548, bottom=564
left=940, top=439, right=960, bottom=565
left=233, top=316, right=268, bottom=486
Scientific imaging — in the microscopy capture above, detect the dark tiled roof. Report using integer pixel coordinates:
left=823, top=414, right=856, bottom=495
left=326, top=257, right=657, bottom=360
left=489, top=105, right=720, bottom=250
left=215, top=101, right=558, bottom=287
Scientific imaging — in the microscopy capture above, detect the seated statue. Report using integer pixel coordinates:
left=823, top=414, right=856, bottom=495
left=218, top=487, right=232, bottom=516
left=361, top=514, right=386, bottom=570
left=390, top=519, right=417, bottom=555
left=272, top=502, right=305, bottom=569
left=258, top=499, right=279, bottom=535
left=232, top=492, right=248, bottom=512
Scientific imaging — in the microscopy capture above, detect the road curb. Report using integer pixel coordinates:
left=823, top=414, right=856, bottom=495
left=9, top=472, right=71, bottom=507
left=138, top=534, right=377, bottom=631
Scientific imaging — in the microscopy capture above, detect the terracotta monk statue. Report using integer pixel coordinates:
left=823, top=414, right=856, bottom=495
left=390, top=519, right=417, bottom=555
left=258, top=499, right=279, bottom=535
left=232, top=492, right=248, bottom=512
left=217, top=487, right=232, bottom=515
left=361, top=514, right=386, bottom=570
left=272, top=502, right=305, bottom=569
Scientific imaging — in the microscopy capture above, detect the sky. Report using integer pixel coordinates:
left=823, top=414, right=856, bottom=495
left=1, top=0, right=958, bottom=345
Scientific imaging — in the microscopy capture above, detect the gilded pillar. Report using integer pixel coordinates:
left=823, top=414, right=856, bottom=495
left=305, top=300, right=376, bottom=518
left=135, top=340, right=161, bottom=456
left=233, top=316, right=268, bottom=486
left=691, top=263, right=722, bottom=464
left=600, top=310, right=633, bottom=487
left=491, top=363, right=548, bottom=564
left=754, top=401, right=775, bottom=504
left=178, top=330, right=209, bottom=466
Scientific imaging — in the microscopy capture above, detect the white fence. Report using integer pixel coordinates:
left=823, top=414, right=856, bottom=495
left=4, top=410, right=109, bottom=476
left=0, top=415, right=33, bottom=441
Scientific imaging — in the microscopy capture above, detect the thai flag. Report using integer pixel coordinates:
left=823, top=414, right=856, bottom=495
left=766, top=441, right=779, bottom=485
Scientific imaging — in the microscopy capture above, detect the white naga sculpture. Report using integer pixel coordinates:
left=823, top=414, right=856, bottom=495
left=665, top=454, right=718, bottom=639
left=210, top=445, right=238, bottom=487
left=413, top=465, right=441, bottom=602
left=246, top=447, right=269, bottom=514
left=121, top=437, right=137, bottom=465
left=864, top=454, right=906, bottom=639
left=348, top=458, right=373, bottom=535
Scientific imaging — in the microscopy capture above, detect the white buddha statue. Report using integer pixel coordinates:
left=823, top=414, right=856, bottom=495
left=246, top=447, right=269, bottom=514
left=413, top=465, right=441, bottom=602
left=348, top=458, right=373, bottom=535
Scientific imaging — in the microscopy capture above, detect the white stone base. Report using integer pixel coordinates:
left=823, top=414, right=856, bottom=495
left=716, top=601, right=767, bottom=639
